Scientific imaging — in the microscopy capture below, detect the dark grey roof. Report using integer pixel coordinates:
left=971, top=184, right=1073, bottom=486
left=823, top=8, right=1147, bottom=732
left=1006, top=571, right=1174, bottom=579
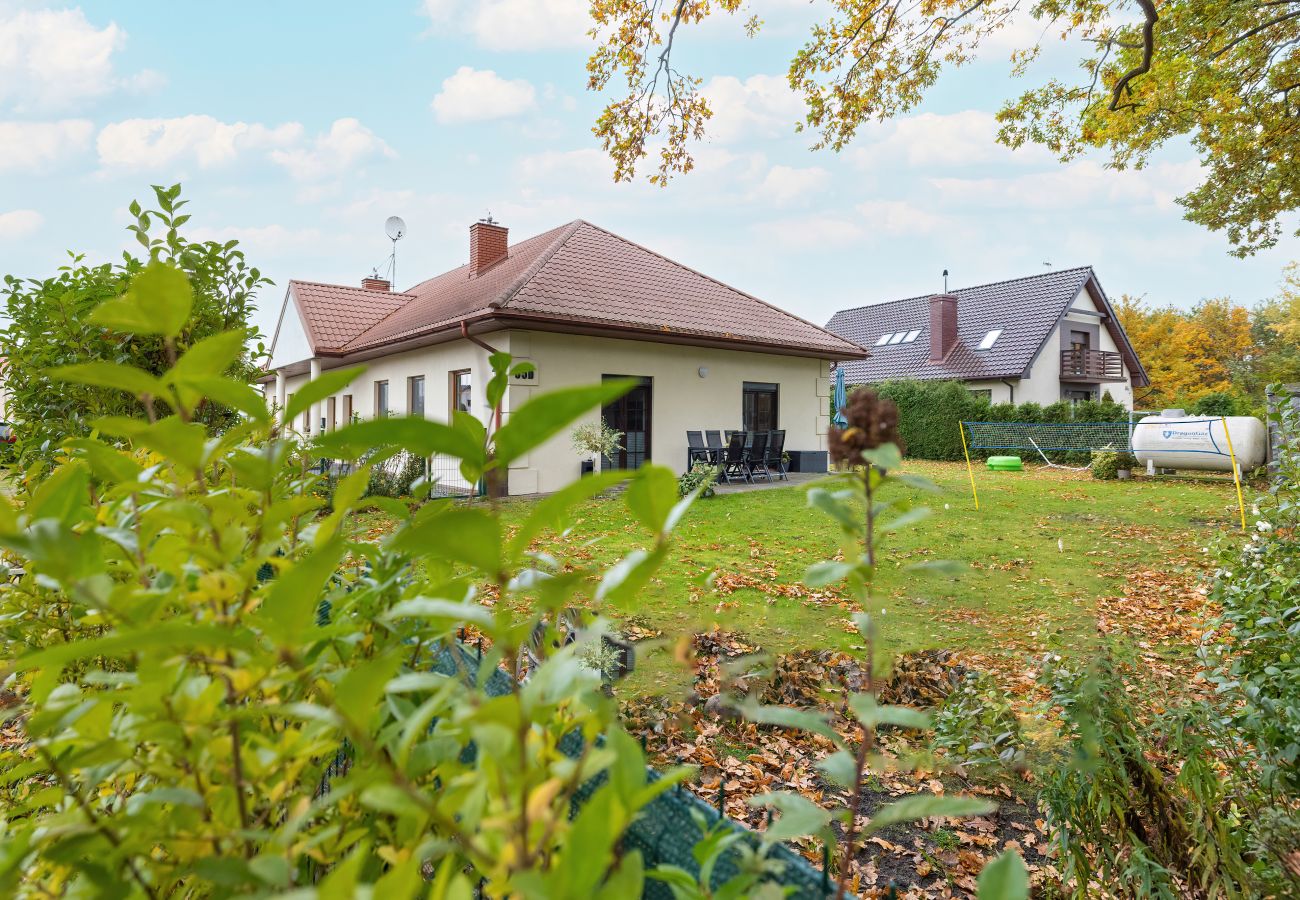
left=826, top=266, right=1149, bottom=387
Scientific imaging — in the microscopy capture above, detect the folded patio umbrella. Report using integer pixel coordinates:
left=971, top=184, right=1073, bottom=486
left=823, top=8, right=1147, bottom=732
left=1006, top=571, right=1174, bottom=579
left=832, top=366, right=848, bottom=428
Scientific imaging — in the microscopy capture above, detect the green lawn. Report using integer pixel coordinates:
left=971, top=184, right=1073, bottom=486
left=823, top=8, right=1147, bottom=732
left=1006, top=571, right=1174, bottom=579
left=365, top=461, right=1242, bottom=696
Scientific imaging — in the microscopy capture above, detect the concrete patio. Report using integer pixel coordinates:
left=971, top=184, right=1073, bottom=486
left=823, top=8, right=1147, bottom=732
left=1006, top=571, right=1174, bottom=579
left=712, top=471, right=823, bottom=494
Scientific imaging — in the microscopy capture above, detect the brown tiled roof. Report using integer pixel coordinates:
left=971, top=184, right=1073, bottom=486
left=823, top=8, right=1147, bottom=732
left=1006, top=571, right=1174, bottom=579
left=826, top=267, right=1149, bottom=387
left=343, top=223, right=575, bottom=352
left=287, top=281, right=414, bottom=352
left=289, top=221, right=865, bottom=360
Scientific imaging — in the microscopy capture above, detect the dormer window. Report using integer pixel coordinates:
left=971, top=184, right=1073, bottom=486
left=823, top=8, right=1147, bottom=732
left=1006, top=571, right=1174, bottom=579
left=977, top=329, right=1003, bottom=350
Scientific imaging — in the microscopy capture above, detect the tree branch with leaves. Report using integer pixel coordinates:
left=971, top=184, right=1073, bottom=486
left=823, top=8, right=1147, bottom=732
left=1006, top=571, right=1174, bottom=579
left=588, top=0, right=1300, bottom=254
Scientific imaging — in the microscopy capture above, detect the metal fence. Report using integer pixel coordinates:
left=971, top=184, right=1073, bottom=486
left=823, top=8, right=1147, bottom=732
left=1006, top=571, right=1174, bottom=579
left=1267, top=384, right=1300, bottom=478
left=428, top=453, right=482, bottom=497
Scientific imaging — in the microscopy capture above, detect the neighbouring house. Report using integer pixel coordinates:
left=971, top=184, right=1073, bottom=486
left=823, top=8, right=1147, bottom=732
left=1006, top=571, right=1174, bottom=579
left=825, top=267, right=1149, bottom=407
left=264, top=218, right=866, bottom=495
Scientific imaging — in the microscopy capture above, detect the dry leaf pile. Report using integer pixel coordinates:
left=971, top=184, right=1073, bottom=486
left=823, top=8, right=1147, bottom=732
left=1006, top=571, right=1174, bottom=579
left=621, top=629, right=1058, bottom=898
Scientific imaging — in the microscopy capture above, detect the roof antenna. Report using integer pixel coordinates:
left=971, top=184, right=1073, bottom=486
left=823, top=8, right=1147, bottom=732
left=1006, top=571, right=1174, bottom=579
left=384, top=216, right=406, bottom=286
left=481, top=210, right=497, bottom=225
left=942, top=268, right=949, bottom=293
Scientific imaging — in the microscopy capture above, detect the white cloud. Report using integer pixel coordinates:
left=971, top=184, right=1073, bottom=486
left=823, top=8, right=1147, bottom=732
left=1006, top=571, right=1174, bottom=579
left=756, top=165, right=829, bottom=207
left=752, top=215, right=868, bottom=249
left=0, top=209, right=43, bottom=238
left=420, top=0, right=588, bottom=50
left=516, top=147, right=610, bottom=182
left=468, top=0, right=588, bottom=50
left=929, top=159, right=1202, bottom=212
left=268, top=118, right=395, bottom=180
left=419, top=0, right=459, bottom=21
left=0, top=7, right=157, bottom=110
left=702, top=74, right=803, bottom=143
left=432, top=67, right=537, bottom=124
left=855, top=200, right=948, bottom=236
left=190, top=223, right=325, bottom=255
left=0, top=119, right=94, bottom=171
left=95, top=116, right=392, bottom=179
left=97, top=115, right=301, bottom=169
left=852, top=110, right=1048, bottom=168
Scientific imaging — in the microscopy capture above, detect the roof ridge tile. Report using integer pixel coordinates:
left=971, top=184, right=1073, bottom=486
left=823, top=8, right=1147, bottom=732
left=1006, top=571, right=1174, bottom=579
left=831, top=266, right=1093, bottom=319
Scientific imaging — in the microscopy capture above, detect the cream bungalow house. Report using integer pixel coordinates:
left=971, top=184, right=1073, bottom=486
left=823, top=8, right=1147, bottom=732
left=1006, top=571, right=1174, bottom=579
left=826, top=267, right=1149, bottom=407
left=265, top=219, right=866, bottom=495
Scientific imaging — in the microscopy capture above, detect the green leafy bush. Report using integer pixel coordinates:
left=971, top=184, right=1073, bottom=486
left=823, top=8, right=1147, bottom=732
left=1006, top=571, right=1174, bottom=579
left=366, top=449, right=429, bottom=498
left=1204, top=390, right=1300, bottom=796
left=1038, top=651, right=1258, bottom=898
left=0, top=262, right=707, bottom=895
left=1190, top=391, right=1246, bottom=417
left=930, top=671, right=1025, bottom=776
left=1091, top=447, right=1138, bottom=480
left=571, top=420, right=623, bottom=462
left=0, top=185, right=268, bottom=472
left=869, top=380, right=1129, bottom=460
left=1039, top=396, right=1300, bottom=896
left=677, top=462, right=717, bottom=499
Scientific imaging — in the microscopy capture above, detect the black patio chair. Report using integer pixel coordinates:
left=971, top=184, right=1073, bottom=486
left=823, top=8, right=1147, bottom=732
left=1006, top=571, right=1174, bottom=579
left=705, top=430, right=724, bottom=458
left=766, top=430, right=787, bottom=480
left=686, top=431, right=711, bottom=469
left=747, top=431, right=771, bottom=482
left=719, top=431, right=749, bottom=483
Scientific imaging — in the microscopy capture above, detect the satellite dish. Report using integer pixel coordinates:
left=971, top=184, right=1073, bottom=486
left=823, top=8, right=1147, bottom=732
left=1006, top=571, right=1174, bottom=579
left=385, top=216, right=406, bottom=241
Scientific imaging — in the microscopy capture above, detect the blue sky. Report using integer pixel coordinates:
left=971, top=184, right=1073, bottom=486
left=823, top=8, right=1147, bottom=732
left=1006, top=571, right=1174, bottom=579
left=2, top=0, right=1297, bottom=341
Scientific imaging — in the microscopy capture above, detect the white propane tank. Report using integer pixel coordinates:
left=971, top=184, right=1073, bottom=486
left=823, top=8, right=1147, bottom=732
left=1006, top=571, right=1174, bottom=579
left=1131, top=410, right=1267, bottom=473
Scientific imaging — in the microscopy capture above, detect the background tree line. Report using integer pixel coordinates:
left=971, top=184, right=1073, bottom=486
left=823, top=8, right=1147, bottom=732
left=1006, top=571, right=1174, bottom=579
left=1115, top=262, right=1300, bottom=414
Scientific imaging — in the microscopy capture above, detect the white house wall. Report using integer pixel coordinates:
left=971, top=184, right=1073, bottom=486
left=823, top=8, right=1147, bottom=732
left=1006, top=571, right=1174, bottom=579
left=1010, top=286, right=1134, bottom=408
left=278, top=337, right=494, bottom=434
left=502, top=331, right=830, bottom=495
left=272, top=329, right=831, bottom=496
left=269, top=293, right=314, bottom=371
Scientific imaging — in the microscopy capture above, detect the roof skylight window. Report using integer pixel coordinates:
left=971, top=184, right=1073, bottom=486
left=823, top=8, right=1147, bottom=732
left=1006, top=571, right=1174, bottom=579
left=902, top=329, right=921, bottom=343
left=977, top=329, right=1003, bottom=350
left=886, top=332, right=906, bottom=344
left=875, top=333, right=893, bottom=346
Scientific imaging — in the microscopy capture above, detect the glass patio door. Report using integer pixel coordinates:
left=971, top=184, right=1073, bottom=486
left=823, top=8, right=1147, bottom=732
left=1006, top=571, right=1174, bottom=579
left=601, top=376, right=651, bottom=470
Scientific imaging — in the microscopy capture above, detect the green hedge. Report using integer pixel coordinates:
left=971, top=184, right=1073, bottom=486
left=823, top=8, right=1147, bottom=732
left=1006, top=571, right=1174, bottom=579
left=864, top=380, right=1129, bottom=461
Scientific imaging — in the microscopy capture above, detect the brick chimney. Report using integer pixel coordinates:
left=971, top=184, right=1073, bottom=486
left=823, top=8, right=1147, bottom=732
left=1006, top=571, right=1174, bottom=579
left=361, top=276, right=390, bottom=291
left=469, top=218, right=508, bottom=276
left=929, top=293, right=959, bottom=362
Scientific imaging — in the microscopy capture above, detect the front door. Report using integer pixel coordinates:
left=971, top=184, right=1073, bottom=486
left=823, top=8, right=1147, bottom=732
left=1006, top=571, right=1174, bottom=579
left=602, top=376, right=651, bottom=470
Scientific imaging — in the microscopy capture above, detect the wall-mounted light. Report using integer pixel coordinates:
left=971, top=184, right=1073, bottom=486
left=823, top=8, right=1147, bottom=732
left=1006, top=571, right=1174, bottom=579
left=698, top=366, right=709, bottom=378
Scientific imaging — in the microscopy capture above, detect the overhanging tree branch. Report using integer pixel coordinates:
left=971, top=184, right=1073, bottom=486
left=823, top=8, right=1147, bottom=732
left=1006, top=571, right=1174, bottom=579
left=1110, top=0, right=1158, bottom=110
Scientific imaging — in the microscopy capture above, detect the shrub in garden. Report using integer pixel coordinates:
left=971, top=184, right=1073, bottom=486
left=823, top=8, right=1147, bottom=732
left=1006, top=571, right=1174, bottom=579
left=366, top=449, right=430, bottom=498
left=0, top=262, right=705, bottom=895
left=677, top=461, right=717, bottom=499
left=930, top=671, right=1026, bottom=777
left=1190, top=391, right=1245, bottom=417
left=872, top=380, right=980, bottom=460
left=1038, top=651, right=1259, bottom=897
left=570, top=420, right=623, bottom=466
left=870, top=380, right=1130, bottom=461
left=734, top=387, right=1029, bottom=897
left=1039, top=391, right=1300, bottom=896
left=0, top=184, right=269, bottom=472
left=1090, top=447, right=1137, bottom=480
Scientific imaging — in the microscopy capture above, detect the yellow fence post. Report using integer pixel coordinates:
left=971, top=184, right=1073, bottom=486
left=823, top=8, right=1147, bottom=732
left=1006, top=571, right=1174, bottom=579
left=959, top=422, right=980, bottom=510
left=1220, top=416, right=1248, bottom=531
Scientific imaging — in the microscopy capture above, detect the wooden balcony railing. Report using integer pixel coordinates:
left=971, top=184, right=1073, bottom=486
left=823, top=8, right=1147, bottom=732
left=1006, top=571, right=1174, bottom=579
left=1060, top=348, right=1124, bottom=382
